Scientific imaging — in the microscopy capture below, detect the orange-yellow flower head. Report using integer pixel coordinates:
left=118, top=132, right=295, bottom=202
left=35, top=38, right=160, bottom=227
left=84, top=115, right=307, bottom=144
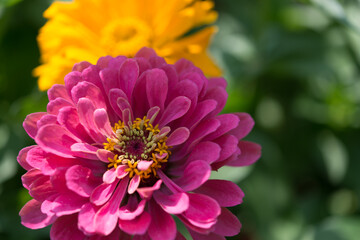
left=34, top=0, right=221, bottom=90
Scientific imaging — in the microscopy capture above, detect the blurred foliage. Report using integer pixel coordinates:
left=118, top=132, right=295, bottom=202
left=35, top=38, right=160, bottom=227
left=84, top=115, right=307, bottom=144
left=0, top=0, right=360, bottom=239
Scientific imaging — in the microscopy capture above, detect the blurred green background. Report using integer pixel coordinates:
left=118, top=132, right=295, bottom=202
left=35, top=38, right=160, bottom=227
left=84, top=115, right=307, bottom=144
left=1, top=0, right=360, bottom=239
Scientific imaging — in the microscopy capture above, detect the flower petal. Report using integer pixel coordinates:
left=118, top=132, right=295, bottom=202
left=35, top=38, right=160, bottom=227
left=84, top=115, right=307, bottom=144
left=47, top=84, right=72, bottom=102
left=154, top=191, right=189, bottom=214
left=71, top=81, right=107, bottom=109
left=226, top=141, right=261, bottom=166
left=50, top=214, right=86, bottom=240
left=93, top=108, right=113, bottom=137
left=19, top=199, right=55, bottom=229
left=229, top=113, right=254, bottom=139
left=213, top=208, right=241, bottom=237
left=119, top=59, right=139, bottom=100
left=118, top=196, right=146, bottom=220
left=174, top=160, right=211, bottom=192
left=90, top=179, right=119, bottom=206
left=158, top=96, right=191, bottom=128
left=35, top=124, right=80, bottom=158
left=128, top=174, right=141, bottom=194
left=194, top=180, right=244, bottom=207
left=146, top=69, right=168, bottom=110
left=17, top=145, right=36, bottom=170
left=137, top=160, right=153, bottom=171
left=103, top=168, right=117, bottom=184
left=94, top=177, right=129, bottom=235
left=137, top=179, right=162, bottom=199
left=181, top=193, right=220, bottom=229
left=166, top=127, right=190, bottom=146
left=23, top=112, right=46, bottom=139
left=66, top=165, right=99, bottom=197
left=70, top=142, right=98, bottom=160
left=148, top=199, right=176, bottom=240
left=118, top=211, right=151, bottom=235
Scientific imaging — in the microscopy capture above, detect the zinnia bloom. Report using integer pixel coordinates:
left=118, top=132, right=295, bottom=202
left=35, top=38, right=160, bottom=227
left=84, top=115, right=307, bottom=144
left=19, top=48, right=260, bottom=239
left=34, top=0, right=221, bottom=90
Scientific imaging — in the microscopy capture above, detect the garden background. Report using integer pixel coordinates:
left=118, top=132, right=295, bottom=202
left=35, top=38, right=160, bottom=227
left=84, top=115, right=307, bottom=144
left=1, top=0, right=360, bottom=239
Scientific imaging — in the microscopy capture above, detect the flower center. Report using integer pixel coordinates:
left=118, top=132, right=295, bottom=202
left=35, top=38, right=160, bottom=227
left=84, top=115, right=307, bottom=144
left=104, top=117, right=170, bottom=180
left=101, top=18, right=152, bottom=56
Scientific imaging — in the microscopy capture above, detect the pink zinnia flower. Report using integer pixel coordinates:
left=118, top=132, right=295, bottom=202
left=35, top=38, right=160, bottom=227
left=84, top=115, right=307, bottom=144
left=18, top=48, right=260, bottom=240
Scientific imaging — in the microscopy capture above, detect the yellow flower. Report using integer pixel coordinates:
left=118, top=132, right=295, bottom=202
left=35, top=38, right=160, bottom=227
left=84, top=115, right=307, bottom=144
left=34, top=0, right=221, bottom=90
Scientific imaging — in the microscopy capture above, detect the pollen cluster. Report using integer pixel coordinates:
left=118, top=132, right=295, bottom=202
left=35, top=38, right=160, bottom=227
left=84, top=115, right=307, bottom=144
left=104, top=117, right=170, bottom=180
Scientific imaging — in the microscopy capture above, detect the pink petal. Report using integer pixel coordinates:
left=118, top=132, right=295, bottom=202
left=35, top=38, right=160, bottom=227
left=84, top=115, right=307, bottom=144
left=186, top=141, right=221, bottom=165
left=17, top=145, right=35, bottom=170
left=78, top=203, right=99, bottom=235
left=213, top=135, right=239, bottom=162
left=137, top=160, right=153, bottom=171
left=166, top=127, right=190, bottom=146
left=132, top=234, right=151, bottom=240
left=21, top=169, right=42, bottom=190
left=47, top=98, right=73, bottom=115
left=47, top=84, right=72, bottom=101
left=174, top=160, right=211, bottom=192
left=119, top=59, right=139, bottom=100
left=36, top=114, right=58, bottom=130
left=23, top=112, right=46, bottom=139
left=71, top=142, right=99, bottom=160
left=194, top=180, right=244, bottom=207
left=116, top=165, right=129, bottom=179
left=128, top=174, right=141, bottom=194
left=226, top=141, right=261, bottom=166
left=71, top=81, right=107, bottom=109
left=229, top=113, right=255, bottom=139
left=94, top=177, right=129, bottom=235
left=93, top=108, right=114, bottom=137
left=204, top=114, right=240, bottom=141
left=184, top=99, right=217, bottom=130
left=66, top=165, right=99, bottom=197
left=64, top=71, right=83, bottom=97
left=72, top=61, right=91, bottom=72
left=108, top=88, right=129, bottom=118
left=29, top=176, right=56, bottom=202
left=100, top=66, right=120, bottom=94
left=146, top=106, right=160, bottom=123
left=57, top=106, right=92, bottom=143
left=96, top=149, right=114, bottom=163
left=119, top=195, right=146, bottom=220
left=153, top=191, right=189, bottom=214
left=160, top=64, right=178, bottom=93
left=118, top=211, right=151, bottom=235
left=135, top=47, right=157, bottom=58
left=188, top=230, right=226, bottom=240
left=90, top=179, right=119, bottom=206
left=158, top=96, right=191, bottom=128
left=50, top=192, right=88, bottom=216
left=137, top=179, right=162, bottom=199
left=19, top=199, right=55, bottom=229
left=213, top=208, right=241, bottom=236
left=77, top=97, right=106, bottom=143
left=208, top=77, right=227, bottom=90
left=26, top=146, right=51, bottom=172
left=180, top=119, right=220, bottom=157
left=148, top=199, right=176, bottom=240
left=50, top=214, right=86, bottom=240
left=204, top=87, right=228, bottom=117
left=103, top=168, right=117, bottom=184
left=35, top=124, right=80, bottom=158
left=181, top=193, right=220, bottom=229
left=132, top=73, right=148, bottom=117
left=146, top=69, right=168, bottom=110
